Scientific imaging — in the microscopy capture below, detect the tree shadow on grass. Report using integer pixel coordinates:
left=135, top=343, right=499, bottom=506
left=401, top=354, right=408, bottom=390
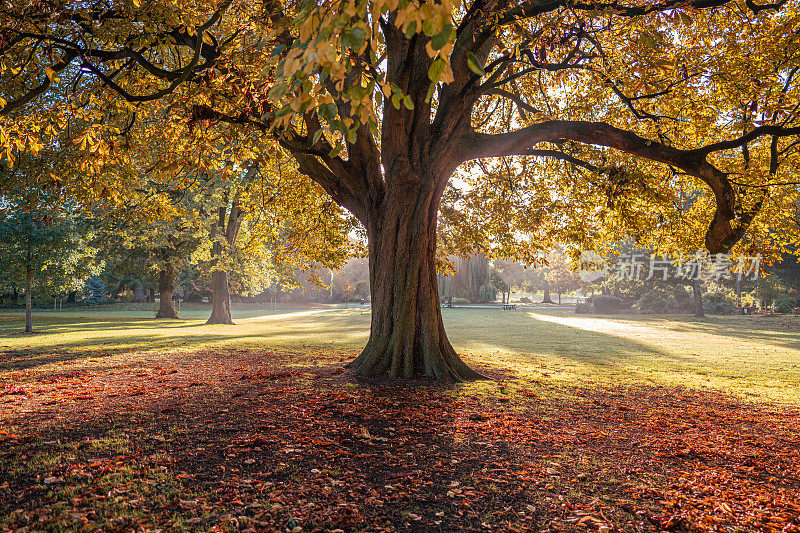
left=2, top=308, right=799, bottom=401
left=643, top=314, right=800, bottom=349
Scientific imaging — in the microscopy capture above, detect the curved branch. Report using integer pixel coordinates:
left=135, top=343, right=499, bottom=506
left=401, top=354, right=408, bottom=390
left=464, top=120, right=779, bottom=253
left=80, top=31, right=203, bottom=103
left=0, top=49, right=78, bottom=116
left=696, top=124, right=800, bottom=155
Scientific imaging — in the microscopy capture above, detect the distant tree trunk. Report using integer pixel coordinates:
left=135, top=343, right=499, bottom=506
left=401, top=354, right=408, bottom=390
left=558, top=292, right=562, bottom=305
left=114, top=280, right=127, bottom=297
left=207, top=270, right=234, bottom=325
left=542, top=280, right=554, bottom=304
left=206, top=184, right=246, bottom=325
left=735, top=274, right=742, bottom=307
left=148, top=288, right=155, bottom=302
left=12, top=284, right=18, bottom=303
left=66, top=290, right=77, bottom=303
left=692, top=279, right=705, bottom=318
left=24, top=263, right=33, bottom=333
left=155, top=264, right=179, bottom=319
left=133, top=285, right=146, bottom=302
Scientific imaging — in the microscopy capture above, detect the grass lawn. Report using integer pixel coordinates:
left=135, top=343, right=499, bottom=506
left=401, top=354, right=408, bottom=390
left=1, top=307, right=799, bottom=532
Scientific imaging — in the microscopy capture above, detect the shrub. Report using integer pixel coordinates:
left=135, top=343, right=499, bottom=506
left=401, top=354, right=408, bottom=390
left=575, top=301, right=593, bottom=314
left=452, top=297, right=470, bottom=305
left=636, top=291, right=671, bottom=314
left=592, top=295, right=623, bottom=314
left=672, top=285, right=691, bottom=304
left=774, top=294, right=798, bottom=314
left=704, top=291, right=737, bottom=315
left=519, top=297, right=531, bottom=303
left=740, top=293, right=758, bottom=309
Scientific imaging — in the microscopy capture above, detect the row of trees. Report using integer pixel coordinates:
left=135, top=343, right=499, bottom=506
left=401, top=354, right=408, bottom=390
left=0, top=148, right=357, bottom=331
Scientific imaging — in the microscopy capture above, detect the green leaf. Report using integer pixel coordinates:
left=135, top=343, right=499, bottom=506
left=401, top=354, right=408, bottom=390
left=391, top=93, right=402, bottom=109
left=349, top=85, right=367, bottom=101
left=346, top=128, right=357, bottom=143
left=431, top=24, right=452, bottom=50
left=404, top=21, right=417, bottom=40
left=428, top=58, right=446, bottom=82
left=466, top=52, right=485, bottom=76
left=422, top=19, right=436, bottom=37
left=342, top=27, right=366, bottom=50
left=275, top=104, right=293, bottom=117
left=425, top=83, right=436, bottom=103
left=403, top=95, right=414, bottom=110
left=312, top=129, right=324, bottom=145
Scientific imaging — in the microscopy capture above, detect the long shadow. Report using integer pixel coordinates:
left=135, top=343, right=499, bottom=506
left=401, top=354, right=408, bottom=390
left=0, top=313, right=369, bottom=372
left=633, top=315, right=800, bottom=349
left=0, top=308, right=331, bottom=334
left=441, top=309, right=704, bottom=380
left=2, top=308, right=797, bottom=390
left=0, top=309, right=684, bottom=382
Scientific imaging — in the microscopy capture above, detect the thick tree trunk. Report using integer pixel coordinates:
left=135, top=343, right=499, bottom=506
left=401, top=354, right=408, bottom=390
left=155, top=265, right=179, bottom=319
left=542, top=281, right=554, bottom=304
left=692, top=279, right=705, bottom=318
left=206, top=270, right=234, bottom=325
left=24, top=266, right=32, bottom=333
left=346, top=180, right=483, bottom=382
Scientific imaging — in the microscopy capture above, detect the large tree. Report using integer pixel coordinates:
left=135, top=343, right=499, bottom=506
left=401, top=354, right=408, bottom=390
left=2, top=0, right=800, bottom=380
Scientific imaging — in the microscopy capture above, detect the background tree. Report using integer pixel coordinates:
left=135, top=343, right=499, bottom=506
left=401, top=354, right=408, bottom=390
left=542, top=250, right=581, bottom=305
left=0, top=207, right=96, bottom=332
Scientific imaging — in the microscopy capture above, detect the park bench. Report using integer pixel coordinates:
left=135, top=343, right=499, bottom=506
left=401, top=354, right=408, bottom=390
left=502, top=304, right=517, bottom=310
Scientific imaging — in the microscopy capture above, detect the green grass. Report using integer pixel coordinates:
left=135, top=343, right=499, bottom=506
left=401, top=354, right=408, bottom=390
left=1, top=306, right=799, bottom=404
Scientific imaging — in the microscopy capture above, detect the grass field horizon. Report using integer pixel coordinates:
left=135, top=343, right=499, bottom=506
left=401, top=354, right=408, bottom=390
left=2, top=305, right=799, bottom=405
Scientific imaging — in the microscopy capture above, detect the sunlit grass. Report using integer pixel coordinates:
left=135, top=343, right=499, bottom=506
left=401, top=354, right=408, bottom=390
left=1, top=306, right=799, bottom=404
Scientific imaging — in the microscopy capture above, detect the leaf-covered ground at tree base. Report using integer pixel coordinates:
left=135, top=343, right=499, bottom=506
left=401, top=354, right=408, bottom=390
left=1, top=336, right=799, bottom=533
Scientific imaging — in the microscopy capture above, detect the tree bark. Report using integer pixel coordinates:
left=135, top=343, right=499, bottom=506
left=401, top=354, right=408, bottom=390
left=205, top=191, right=244, bottom=325
left=345, top=177, right=483, bottom=382
left=155, top=264, right=179, bottom=319
left=206, top=270, right=234, bottom=325
left=692, top=279, right=705, bottom=318
left=132, top=285, right=146, bottom=302
left=542, top=280, right=554, bottom=304
left=24, top=265, right=32, bottom=333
